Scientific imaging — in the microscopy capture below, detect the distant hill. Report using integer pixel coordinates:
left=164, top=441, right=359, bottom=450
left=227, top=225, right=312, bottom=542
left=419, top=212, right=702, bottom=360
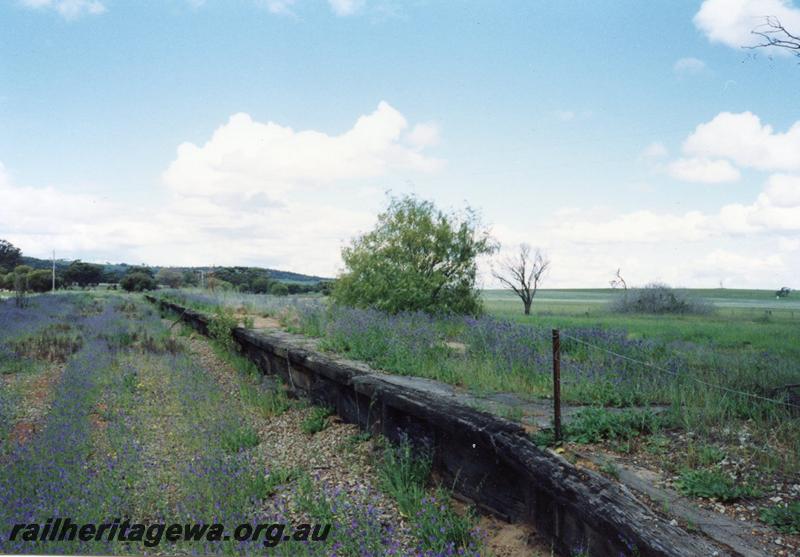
left=20, top=256, right=330, bottom=284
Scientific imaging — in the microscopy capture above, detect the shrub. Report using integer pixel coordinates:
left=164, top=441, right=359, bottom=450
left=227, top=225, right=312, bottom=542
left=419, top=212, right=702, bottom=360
left=378, top=439, right=431, bottom=517
left=760, top=502, right=800, bottom=534
left=220, top=425, right=260, bottom=453
left=610, top=283, right=712, bottom=315
left=120, top=272, right=157, bottom=292
left=27, top=269, right=54, bottom=292
left=331, top=194, right=496, bottom=315
left=269, top=282, right=289, bottom=296
left=300, top=405, right=333, bottom=434
left=676, top=469, right=760, bottom=502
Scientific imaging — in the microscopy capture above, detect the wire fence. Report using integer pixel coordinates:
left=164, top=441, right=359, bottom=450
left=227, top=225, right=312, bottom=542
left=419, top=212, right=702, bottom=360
left=558, top=331, right=800, bottom=412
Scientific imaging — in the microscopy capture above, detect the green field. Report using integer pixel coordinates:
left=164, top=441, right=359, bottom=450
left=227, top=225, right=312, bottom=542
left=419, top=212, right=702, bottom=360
left=484, top=288, right=800, bottom=358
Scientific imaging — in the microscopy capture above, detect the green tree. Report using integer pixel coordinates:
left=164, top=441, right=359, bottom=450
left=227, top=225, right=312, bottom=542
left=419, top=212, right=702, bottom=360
left=28, top=269, right=54, bottom=292
left=63, top=260, right=104, bottom=287
left=120, top=272, right=157, bottom=292
left=332, top=195, right=497, bottom=315
left=0, top=239, right=22, bottom=272
left=269, top=282, right=289, bottom=296
left=155, top=268, right=183, bottom=288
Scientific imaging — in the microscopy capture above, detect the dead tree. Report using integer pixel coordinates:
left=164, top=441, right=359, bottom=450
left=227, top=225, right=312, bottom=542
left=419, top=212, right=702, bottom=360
left=492, top=244, right=549, bottom=315
left=609, top=268, right=628, bottom=290
left=749, top=17, right=800, bottom=57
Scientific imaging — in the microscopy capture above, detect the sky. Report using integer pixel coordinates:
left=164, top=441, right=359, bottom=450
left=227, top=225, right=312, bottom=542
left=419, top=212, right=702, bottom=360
left=1, top=0, right=799, bottom=288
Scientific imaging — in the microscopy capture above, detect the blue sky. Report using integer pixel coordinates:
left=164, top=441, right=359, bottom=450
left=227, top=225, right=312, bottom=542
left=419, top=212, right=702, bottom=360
left=2, top=0, right=800, bottom=287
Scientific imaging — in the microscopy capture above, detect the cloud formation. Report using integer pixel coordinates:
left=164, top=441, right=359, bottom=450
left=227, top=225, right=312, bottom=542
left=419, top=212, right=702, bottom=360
left=673, top=57, right=707, bottom=74
left=694, top=0, right=800, bottom=51
left=667, top=157, right=741, bottom=183
left=682, top=111, right=800, bottom=172
left=163, top=101, right=442, bottom=201
left=20, top=0, right=105, bottom=19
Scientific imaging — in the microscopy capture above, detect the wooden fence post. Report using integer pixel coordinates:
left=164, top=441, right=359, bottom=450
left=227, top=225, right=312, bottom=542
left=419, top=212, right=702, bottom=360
left=552, top=329, right=562, bottom=443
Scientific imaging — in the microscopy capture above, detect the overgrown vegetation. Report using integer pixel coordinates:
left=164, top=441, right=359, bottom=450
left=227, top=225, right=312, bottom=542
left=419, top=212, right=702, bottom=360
left=332, top=194, right=497, bottom=315
left=377, top=439, right=484, bottom=555
left=760, top=502, right=800, bottom=534
left=610, top=283, right=713, bottom=315
left=676, top=469, right=761, bottom=502
left=300, top=405, right=333, bottom=434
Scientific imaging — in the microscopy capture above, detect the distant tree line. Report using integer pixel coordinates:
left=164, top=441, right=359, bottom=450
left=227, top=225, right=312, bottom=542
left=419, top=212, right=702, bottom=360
left=1, top=239, right=329, bottom=296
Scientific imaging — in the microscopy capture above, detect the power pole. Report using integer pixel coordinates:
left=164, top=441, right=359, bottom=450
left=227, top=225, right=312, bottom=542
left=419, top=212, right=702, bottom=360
left=52, top=250, right=56, bottom=293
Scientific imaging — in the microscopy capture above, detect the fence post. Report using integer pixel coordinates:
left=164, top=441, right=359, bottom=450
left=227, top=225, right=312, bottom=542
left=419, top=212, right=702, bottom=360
left=552, top=328, right=562, bottom=443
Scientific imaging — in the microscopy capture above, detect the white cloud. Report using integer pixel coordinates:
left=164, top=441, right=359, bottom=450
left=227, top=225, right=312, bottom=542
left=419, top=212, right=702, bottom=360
left=328, top=0, right=364, bottom=16
left=673, top=57, right=707, bottom=74
left=20, top=0, right=106, bottom=19
left=641, top=141, right=668, bottom=159
left=1, top=103, right=442, bottom=277
left=257, top=0, right=297, bottom=15
left=667, top=157, right=741, bottom=183
left=163, top=101, right=442, bottom=200
left=694, top=0, right=800, bottom=51
left=405, top=122, right=440, bottom=150
left=682, top=112, right=800, bottom=172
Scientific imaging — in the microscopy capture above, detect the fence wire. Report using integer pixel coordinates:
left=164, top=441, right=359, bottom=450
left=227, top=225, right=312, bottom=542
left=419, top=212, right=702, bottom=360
left=558, top=331, right=800, bottom=411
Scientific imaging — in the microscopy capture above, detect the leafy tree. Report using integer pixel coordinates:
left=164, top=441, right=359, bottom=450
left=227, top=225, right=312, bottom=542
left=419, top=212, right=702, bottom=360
left=125, top=265, right=154, bottom=278
left=269, top=282, right=289, bottom=296
left=206, top=277, right=233, bottom=291
left=28, top=269, right=54, bottom=293
left=332, top=195, right=497, bottom=315
left=251, top=277, right=272, bottom=294
left=776, top=287, right=792, bottom=298
left=155, top=268, right=183, bottom=288
left=64, top=260, right=104, bottom=287
left=120, top=272, right=157, bottom=292
left=0, top=239, right=22, bottom=272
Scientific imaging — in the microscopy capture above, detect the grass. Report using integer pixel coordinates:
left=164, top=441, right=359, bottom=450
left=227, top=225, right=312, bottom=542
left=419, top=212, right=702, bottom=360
left=531, top=407, right=662, bottom=447
left=300, top=405, right=333, bottom=434
left=220, top=425, right=261, bottom=453
left=760, top=502, right=800, bottom=534
left=158, top=287, right=800, bottom=477
left=676, top=469, right=761, bottom=502
left=377, top=439, right=483, bottom=554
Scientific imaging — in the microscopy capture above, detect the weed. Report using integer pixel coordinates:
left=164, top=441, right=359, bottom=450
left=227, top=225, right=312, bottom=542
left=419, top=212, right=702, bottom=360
left=220, top=425, right=260, bottom=453
left=340, top=431, right=372, bottom=452
left=208, top=306, right=238, bottom=352
left=300, top=406, right=334, bottom=434
left=566, top=407, right=661, bottom=444
left=676, top=469, right=760, bottom=502
left=11, top=323, right=83, bottom=363
left=760, top=502, right=800, bottom=534
left=240, top=381, right=292, bottom=418
left=600, top=460, right=620, bottom=479
left=696, top=444, right=726, bottom=466
left=645, top=434, right=671, bottom=455
left=378, top=439, right=431, bottom=517
left=249, top=466, right=299, bottom=500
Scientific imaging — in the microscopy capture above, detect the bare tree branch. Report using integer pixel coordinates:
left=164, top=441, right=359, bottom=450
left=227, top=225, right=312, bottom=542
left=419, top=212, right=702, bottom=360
left=492, top=244, right=550, bottom=315
left=609, top=268, right=628, bottom=290
left=748, top=16, right=800, bottom=57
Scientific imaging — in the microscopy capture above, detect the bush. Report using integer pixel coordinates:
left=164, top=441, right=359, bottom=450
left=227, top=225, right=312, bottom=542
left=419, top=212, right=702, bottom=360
left=28, top=269, right=54, bottom=292
left=761, top=502, right=800, bottom=534
left=610, top=283, right=712, bottom=315
left=332, top=195, right=496, bottom=315
left=300, top=406, right=333, bottom=434
left=120, top=272, right=157, bottom=292
left=269, top=282, right=289, bottom=296
left=676, top=469, right=760, bottom=502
